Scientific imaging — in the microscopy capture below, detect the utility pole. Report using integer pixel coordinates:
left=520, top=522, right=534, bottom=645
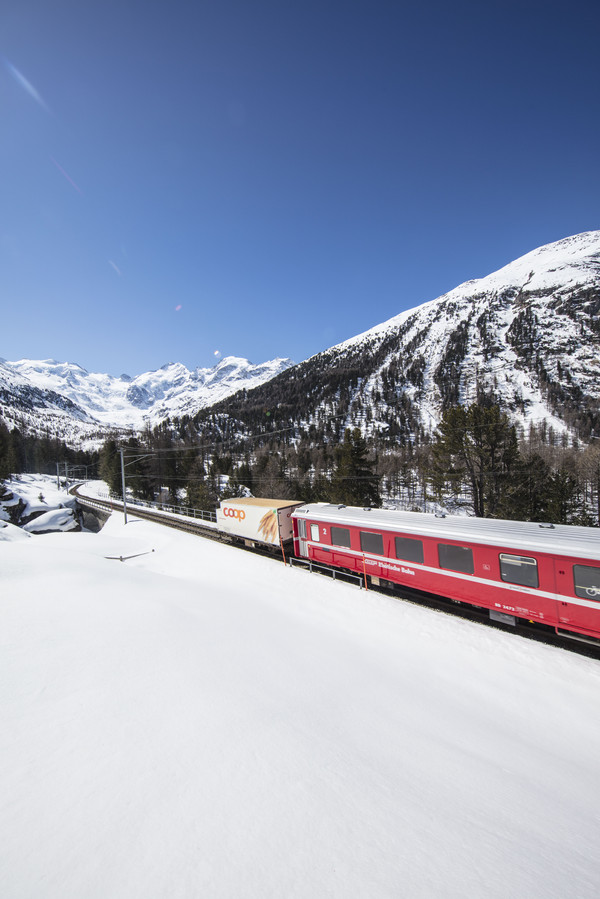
left=120, top=448, right=128, bottom=525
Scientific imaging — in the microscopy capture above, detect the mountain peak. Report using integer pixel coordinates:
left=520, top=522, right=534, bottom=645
left=0, top=354, right=294, bottom=447
left=227, top=230, right=600, bottom=449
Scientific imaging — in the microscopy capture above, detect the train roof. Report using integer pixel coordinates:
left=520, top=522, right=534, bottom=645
left=220, top=498, right=301, bottom=510
left=292, top=503, right=600, bottom=560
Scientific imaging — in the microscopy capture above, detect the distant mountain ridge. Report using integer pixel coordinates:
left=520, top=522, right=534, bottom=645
left=0, top=356, right=293, bottom=447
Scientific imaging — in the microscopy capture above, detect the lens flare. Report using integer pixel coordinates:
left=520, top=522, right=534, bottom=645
left=5, top=59, right=50, bottom=113
left=50, top=157, right=82, bottom=194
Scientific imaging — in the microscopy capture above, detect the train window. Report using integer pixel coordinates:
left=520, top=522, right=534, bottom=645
left=395, top=536, right=424, bottom=564
left=331, top=526, right=351, bottom=548
left=360, top=531, right=384, bottom=555
left=499, top=553, right=538, bottom=588
left=297, top=519, right=307, bottom=539
left=438, top=544, right=474, bottom=574
left=573, top=565, right=600, bottom=600
left=310, top=524, right=320, bottom=542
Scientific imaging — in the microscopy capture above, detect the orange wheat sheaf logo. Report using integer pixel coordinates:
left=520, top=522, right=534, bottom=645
left=258, top=509, right=278, bottom=542
left=224, top=507, right=246, bottom=520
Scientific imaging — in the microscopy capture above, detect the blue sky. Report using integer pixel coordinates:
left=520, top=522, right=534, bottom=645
left=1, top=0, right=598, bottom=376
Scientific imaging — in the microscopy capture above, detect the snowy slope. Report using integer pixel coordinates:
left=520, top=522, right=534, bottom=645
left=338, top=230, right=600, bottom=353
left=0, top=355, right=292, bottom=447
left=327, top=230, right=600, bottom=436
left=1, top=504, right=599, bottom=898
left=219, top=230, right=600, bottom=444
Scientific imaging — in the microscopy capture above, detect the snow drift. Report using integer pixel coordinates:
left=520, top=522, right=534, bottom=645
left=1, top=500, right=599, bottom=897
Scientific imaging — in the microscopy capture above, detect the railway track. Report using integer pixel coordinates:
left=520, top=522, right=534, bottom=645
left=73, top=486, right=600, bottom=661
left=73, top=488, right=222, bottom=540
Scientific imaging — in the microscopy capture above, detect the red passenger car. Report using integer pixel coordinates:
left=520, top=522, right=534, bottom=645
left=292, top=503, right=600, bottom=643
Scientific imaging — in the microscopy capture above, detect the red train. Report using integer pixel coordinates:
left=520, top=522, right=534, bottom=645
left=77, top=487, right=600, bottom=645
left=291, top=503, right=600, bottom=644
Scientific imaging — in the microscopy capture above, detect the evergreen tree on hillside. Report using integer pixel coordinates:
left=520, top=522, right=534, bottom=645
left=99, top=440, right=123, bottom=496
left=330, top=428, right=380, bottom=507
left=499, top=453, right=552, bottom=521
left=185, top=457, right=219, bottom=510
left=122, top=437, right=154, bottom=500
left=433, top=404, right=519, bottom=517
left=546, top=468, right=581, bottom=524
left=9, top=428, right=25, bottom=477
left=0, top=421, right=12, bottom=481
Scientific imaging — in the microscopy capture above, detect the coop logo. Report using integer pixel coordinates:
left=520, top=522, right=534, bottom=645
left=224, top=507, right=246, bottom=521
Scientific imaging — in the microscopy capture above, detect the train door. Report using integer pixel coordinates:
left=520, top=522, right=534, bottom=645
left=555, top=559, right=600, bottom=638
left=296, top=517, right=309, bottom=558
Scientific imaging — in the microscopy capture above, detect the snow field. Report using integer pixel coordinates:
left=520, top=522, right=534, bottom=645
left=1, top=512, right=600, bottom=898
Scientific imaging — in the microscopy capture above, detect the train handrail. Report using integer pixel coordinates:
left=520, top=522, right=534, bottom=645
left=290, top=555, right=364, bottom=588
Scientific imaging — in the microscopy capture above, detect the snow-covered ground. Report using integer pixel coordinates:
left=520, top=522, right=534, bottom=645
left=1, top=473, right=80, bottom=534
left=1, top=492, right=600, bottom=897
left=0, top=473, right=76, bottom=522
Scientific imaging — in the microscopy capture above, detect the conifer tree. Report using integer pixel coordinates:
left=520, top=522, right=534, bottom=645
left=545, top=468, right=580, bottom=524
left=98, top=440, right=123, bottom=496
left=0, top=420, right=11, bottom=481
left=330, top=428, right=380, bottom=507
left=433, top=404, right=519, bottom=517
left=185, top=457, right=219, bottom=510
left=499, top=452, right=551, bottom=521
left=9, top=428, right=24, bottom=477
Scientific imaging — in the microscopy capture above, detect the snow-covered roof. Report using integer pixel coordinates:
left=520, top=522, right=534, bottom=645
left=294, top=503, right=600, bottom=559
left=220, top=497, right=302, bottom=509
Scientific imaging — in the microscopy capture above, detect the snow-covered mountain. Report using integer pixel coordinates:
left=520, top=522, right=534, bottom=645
left=3, top=230, right=600, bottom=449
left=333, top=229, right=600, bottom=437
left=205, top=230, right=600, bottom=444
left=0, top=355, right=293, bottom=447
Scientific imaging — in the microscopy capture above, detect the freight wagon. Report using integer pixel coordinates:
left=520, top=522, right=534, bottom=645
left=216, top=497, right=302, bottom=549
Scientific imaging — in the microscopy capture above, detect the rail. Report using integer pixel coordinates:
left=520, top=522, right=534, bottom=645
left=76, top=486, right=217, bottom=524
